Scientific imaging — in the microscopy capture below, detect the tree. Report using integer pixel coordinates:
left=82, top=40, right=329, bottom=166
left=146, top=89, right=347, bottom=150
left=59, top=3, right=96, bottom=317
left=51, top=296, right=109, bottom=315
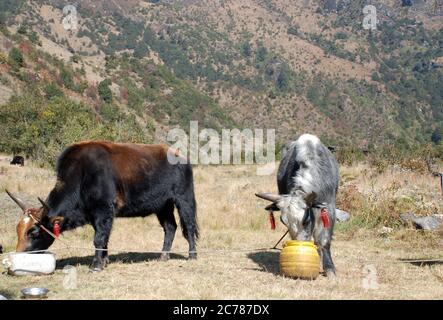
left=44, top=82, right=64, bottom=100
left=17, top=24, right=26, bottom=35
left=431, top=129, right=442, bottom=144
left=371, top=71, right=380, bottom=82
left=241, top=41, right=252, bottom=57
left=256, top=45, right=267, bottom=62
left=287, top=26, right=298, bottom=36
left=59, top=68, right=74, bottom=89
left=134, top=44, right=149, bottom=59
left=28, top=31, right=41, bottom=45
left=8, top=47, right=24, bottom=68
left=98, top=79, right=113, bottom=103
left=0, top=12, right=7, bottom=26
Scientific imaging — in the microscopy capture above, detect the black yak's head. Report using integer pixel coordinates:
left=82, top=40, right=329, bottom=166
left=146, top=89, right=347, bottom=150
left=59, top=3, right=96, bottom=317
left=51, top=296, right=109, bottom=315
left=6, top=190, right=59, bottom=252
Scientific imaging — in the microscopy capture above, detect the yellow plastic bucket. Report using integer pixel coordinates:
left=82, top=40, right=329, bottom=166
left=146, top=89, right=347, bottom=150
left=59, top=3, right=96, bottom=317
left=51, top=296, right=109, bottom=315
left=280, top=240, right=320, bottom=280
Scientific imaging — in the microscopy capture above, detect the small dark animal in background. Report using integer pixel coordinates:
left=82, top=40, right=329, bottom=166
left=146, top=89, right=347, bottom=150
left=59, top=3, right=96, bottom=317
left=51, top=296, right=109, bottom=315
left=10, top=156, right=25, bottom=167
left=0, top=244, right=3, bottom=254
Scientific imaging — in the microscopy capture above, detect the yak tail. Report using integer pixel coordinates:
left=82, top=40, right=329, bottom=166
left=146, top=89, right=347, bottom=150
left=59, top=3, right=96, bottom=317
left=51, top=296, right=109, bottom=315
left=175, top=183, right=199, bottom=241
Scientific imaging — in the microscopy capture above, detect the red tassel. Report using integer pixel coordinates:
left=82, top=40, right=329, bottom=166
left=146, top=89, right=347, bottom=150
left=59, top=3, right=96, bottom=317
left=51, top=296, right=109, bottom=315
left=269, top=211, right=276, bottom=230
left=320, top=208, right=330, bottom=229
left=53, top=222, right=61, bottom=238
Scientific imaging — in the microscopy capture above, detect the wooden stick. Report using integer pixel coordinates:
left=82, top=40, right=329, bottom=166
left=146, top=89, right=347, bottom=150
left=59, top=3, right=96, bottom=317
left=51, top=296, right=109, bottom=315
left=272, top=230, right=289, bottom=249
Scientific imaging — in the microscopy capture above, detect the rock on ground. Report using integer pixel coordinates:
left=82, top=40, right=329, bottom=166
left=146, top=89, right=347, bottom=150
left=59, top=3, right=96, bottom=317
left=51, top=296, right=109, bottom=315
left=400, top=213, right=443, bottom=231
left=336, top=209, right=350, bottom=222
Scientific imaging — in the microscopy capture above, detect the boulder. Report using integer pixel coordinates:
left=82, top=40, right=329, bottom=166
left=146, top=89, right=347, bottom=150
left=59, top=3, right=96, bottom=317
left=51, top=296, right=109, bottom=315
left=336, top=209, right=350, bottom=222
left=400, top=213, right=443, bottom=231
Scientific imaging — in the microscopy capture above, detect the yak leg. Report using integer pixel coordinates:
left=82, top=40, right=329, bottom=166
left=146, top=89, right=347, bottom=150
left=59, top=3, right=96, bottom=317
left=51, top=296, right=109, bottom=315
left=314, top=226, right=336, bottom=276
left=157, top=200, right=177, bottom=261
left=314, top=224, right=335, bottom=276
left=320, top=241, right=335, bottom=276
left=90, top=207, right=114, bottom=272
left=313, top=204, right=336, bottom=277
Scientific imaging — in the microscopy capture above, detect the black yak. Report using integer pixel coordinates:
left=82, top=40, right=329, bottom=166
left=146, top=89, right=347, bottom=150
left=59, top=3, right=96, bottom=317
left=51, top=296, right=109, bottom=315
left=6, top=141, right=198, bottom=272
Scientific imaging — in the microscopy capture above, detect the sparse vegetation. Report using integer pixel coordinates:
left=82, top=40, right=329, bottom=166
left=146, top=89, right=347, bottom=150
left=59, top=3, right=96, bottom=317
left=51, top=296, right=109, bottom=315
left=98, top=79, right=113, bottom=103
left=8, top=47, right=24, bottom=69
left=0, top=2, right=441, bottom=166
left=0, top=93, right=149, bottom=165
left=0, top=0, right=442, bottom=300
left=1, top=0, right=441, bottom=150
left=43, top=82, right=64, bottom=100
left=0, top=160, right=442, bottom=299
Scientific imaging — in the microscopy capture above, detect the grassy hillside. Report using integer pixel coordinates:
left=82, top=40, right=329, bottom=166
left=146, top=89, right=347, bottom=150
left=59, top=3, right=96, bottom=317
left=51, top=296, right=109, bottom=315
left=0, top=0, right=442, bottom=160
left=0, top=0, right=236, bottom=164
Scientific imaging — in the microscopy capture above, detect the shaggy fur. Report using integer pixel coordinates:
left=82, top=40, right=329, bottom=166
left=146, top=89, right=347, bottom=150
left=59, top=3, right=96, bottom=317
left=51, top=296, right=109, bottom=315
left=266, top=134, right=339, bottom=275
left=15, top=141, right=199, bottom=271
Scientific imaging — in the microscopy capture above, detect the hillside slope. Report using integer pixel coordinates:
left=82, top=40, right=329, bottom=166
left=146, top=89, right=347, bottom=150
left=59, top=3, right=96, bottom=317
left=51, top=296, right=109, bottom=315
left=0, top=0, right=442, bottom=156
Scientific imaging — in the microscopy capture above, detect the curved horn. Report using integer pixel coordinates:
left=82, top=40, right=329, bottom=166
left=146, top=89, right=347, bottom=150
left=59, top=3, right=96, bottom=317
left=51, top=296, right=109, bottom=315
left=38, top=197, right=50, bottom=211
left=255, top=192, right=281, bottom=202
left=5, top=189, right=28, bottom=211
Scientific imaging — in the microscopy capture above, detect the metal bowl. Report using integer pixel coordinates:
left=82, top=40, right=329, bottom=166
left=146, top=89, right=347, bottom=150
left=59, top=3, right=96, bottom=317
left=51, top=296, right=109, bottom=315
left=21, top=287, right=49, bottom=299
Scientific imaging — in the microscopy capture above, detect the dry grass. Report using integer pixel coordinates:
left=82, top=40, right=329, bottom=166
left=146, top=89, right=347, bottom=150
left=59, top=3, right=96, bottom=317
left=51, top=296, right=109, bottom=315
left=338, top=164, right=442, bottom=229
left=1, top=155, right=443, bottom=300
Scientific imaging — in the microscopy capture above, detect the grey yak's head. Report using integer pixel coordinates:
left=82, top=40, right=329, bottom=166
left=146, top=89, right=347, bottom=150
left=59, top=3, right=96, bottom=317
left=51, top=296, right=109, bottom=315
left=255, top=190, right=319, bottom=240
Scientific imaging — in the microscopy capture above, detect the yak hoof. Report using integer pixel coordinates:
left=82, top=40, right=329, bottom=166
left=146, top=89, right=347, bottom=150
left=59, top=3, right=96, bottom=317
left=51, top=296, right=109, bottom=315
left=89, top=265, right=104, bottom=273
left=89, top=259, right=106, bottom=272
left=159, top=253, right=170, bottom=261
left=324, top=269, right=337, bottom=277
left=188, top=252, right=197, bottom=260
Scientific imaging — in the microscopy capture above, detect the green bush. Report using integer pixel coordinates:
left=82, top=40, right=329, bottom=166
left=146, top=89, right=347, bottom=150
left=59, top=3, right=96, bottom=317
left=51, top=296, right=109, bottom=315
left=28, top=31, right=41, bottom=45
left=334, top=32, right=348, bottom=40
left=0, top=12, right=6, bottom=26
left=0, top=0, right=25, bottom=23
left=256, top=44, right=267, bottom=62
left=59, top=67, right=75, bottom=90
left=287, top=26, right=298, bottom=36
left=44, top=82, right=64, bottom=100
left=17, top=24, right=26, bottom=35
left=98, top=79, right=113, bottom=103
left=241, top=41, right=252, bottom=57
left=99, top=103, right=121, bottom=122
left=0, top=94, right=149, bottom=166
left=8, top=47, right=24, bottom=69
left=371, top=71, right=380, bottom=81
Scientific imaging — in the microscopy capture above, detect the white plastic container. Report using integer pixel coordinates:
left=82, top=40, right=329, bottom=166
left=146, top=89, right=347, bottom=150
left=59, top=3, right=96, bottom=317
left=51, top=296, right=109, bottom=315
left=2, top=252, right=56, bottom=276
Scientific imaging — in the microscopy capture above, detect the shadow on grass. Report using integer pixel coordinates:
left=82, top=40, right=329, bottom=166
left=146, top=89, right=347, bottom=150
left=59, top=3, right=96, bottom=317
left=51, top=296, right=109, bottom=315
left=56, top=252, right=187, bottom=269
left=247, top=251, right=280, bottom=275
left=398, top=258, right=443, bottom=267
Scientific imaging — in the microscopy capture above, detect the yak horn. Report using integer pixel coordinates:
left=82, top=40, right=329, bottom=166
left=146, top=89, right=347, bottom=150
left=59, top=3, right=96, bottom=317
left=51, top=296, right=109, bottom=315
left=38, top=197, right=50, bottom=211
left=5, top=189, right=28, bottom=211
left=255, top=192, right=281, bottom=202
